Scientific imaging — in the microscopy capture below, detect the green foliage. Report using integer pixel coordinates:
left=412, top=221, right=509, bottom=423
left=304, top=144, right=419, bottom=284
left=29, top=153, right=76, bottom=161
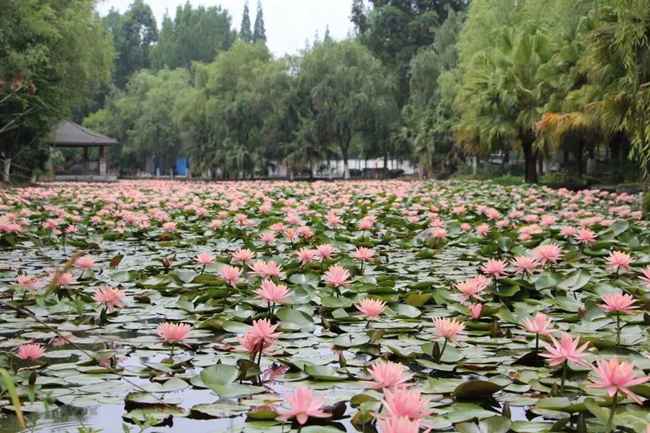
left=151, top=3, right=234, bottom=69
left=404, top=8, right=465, bottom=176
left=0, top=0, right=113, bottom=176
left=298, top=40, right=397, bottom=178
left=455, top=0, right=577, bottom=182
left=240, top=3, right=253, bottom=43
left=253, top=1, right=267, bottom=43
left=643, top=191, right=650, bottom=220
left=490, top=175, right=525, bottom=186
left=85, top=69, right=193, bottom=173
left=353, top=0, right=469, bottom=107
left=104, top=0, right=158, bottom=88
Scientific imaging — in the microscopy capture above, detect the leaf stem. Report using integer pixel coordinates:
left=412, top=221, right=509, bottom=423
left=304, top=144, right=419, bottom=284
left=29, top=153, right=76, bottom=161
left=607, top=391, right=618, bottom=432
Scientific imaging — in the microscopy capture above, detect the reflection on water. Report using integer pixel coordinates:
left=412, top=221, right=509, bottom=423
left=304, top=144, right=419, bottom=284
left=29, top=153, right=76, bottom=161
left=2, top=404, right=246, bottom=433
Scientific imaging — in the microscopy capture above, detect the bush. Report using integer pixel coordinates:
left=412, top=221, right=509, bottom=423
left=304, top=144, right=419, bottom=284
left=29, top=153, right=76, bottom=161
left=491, top=175, right=525, bottom=186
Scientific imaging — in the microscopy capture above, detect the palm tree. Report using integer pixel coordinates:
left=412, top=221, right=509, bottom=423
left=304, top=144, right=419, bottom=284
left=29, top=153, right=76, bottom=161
left=457, top=25, right=558, bottom=182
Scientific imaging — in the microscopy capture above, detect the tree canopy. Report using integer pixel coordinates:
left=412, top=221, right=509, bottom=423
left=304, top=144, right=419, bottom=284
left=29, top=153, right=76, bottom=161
left=0, top=0, right=113, bottom=176
left=5, top=0, right=650, bottom=185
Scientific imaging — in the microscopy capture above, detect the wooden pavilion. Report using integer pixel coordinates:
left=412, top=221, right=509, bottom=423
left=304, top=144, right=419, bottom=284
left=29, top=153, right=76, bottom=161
left=48, top=121, right=117, bottom=181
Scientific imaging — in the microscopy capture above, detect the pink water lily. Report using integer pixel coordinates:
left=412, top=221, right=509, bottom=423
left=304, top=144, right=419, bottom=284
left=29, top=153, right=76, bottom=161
left=378, top=416, right=423, bottom=433
left=432, top=317, right=464, bottom=341
left=522, top=312, right=553, bottom=336
left=277, top=387, right=329, bottom=425
left=240, top=319, right=280, bottom=360
left=533, top=243, right=563, bottom=265
left=316, top=244, right=336, bottom=260
left=296, top=248, right=317, bottom=266
left=75, top=255, right=95, bottom=270
left=481, top=259, right=507, bottom=278
left=382, top=387, right=430, bottom=420
left=196, top=251, right=215, bottom=266
left=455, top=275, right=490, bottom=301
left=542, top=333, right=590, bottom=368
left=353, top=247, right=375, bottom=262
left=355, top=298, right=386, bottom=319
left=156, top=322, right=192, bottom=344
left=250, top=260, right=283, bottom=279
left=219, top=265, right=241, bottom=287
left=324, top=264, right=350, bottom=288
left=512, top=256, right=539, bottom=274
left=601, top=293, right=637, bottom=314
left=94, top=287, right=126, bottom=312
left=590, top=358, right=649, bottom=404
left=607, top=250, right=632, bottom=273
left=468, top=303, right=483, bottom=320
left=368, top=360, right=411, bottom=390
left=256, top=279, right=290, bottom=304
left=17, top=343, right=46, bottom=361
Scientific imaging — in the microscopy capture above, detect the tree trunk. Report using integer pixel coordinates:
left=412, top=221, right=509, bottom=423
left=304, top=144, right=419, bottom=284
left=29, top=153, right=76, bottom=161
left=577, top=141, right=584, bottom=178
left=2, top=158, right=11, bottom=183
left=343, top=158, right=350, bottom=180
left=522, top=138, right=538, bottom=183
left=383, top=151, right=389, bottom=179
left=537, top=155, right=544, bottom=177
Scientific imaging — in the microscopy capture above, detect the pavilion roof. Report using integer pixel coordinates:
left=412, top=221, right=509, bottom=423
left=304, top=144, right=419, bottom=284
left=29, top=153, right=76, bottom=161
left=48, top=121, right=117, bottom=147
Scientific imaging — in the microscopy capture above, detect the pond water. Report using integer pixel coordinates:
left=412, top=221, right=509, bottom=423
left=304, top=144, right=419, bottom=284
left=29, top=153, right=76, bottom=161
left=0, top=181, right=648, bottom=433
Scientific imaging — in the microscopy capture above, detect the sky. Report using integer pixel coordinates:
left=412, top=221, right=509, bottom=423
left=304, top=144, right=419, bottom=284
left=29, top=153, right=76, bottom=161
left=95, top=0, right=356, bottom=56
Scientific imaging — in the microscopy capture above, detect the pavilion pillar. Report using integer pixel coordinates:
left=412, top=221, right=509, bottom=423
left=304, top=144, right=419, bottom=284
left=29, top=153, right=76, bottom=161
left=99, top=145, right=107, bottom=177
left=82, top=147, right=90, bottom=173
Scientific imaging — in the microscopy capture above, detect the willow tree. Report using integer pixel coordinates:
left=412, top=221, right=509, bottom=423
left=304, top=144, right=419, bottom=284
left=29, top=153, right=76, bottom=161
left=298, top=40, right=394, bottom=179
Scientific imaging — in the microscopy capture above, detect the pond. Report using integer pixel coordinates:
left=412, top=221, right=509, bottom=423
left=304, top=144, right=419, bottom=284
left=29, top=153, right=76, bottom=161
left=0, top=180, right=648, bottom=433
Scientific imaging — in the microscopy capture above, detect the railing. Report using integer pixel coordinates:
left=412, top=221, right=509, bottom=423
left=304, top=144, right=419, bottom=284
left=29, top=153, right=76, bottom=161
left=0, top=158, right=33, bottom=185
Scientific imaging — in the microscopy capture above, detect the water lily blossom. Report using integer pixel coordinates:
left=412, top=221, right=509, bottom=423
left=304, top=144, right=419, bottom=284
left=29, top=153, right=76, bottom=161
left=94, top=287, right=126, bottom=312
left=433, top=317, right=464, bottom=341
left=601, top=293, right=637, bottom=314
left=353, top=247, right=375, bottom=262
left=468, top=303, right=483, bottom=320
left=383, top=387, right=430, bottom=420
left=533, top=243, right=563, bottom=265
left=481, top=259, right=508, bottom=279
left=240, top=319, right=280, bottom=364
left=17, top=343, right=46, bottom=361
left=591, top=358, right=650, bottom=431
left=607, top=250, right=632, bottom=273
left=378, top=416, right=422, bottom=433
left=355, top=298, right=386, bottom=319
left=512, top=256, right=539, bottom=274
left=542, top=333, right=590, bottom=368
left=156, top=322, right=192, bottom=344
left=368, top=360, right=411, bottom=390
left=219, top=265, right=241, bottom=287
left=455, top=275, right=490, bottom=302
left=75, top=255, right=96, bottom=270
left=542, top=333, right=590, bottom=392
left=591, top=358, right=649, bottom=404
left=324, top=264, right=351, bottom=289
left=296, top=248, right=318, bottom=266
left=522, top=312, right=553, bottom=335
left=196, top=252, right=215, bottom=266
left=256, top=279, right=290, bottom=305
left=278, top=387, right=329, bottom=426
left=601, top=292, right=637, bottom=346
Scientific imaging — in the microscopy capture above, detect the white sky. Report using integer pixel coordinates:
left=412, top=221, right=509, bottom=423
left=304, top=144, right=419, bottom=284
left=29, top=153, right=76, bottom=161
left=95, top=0, right=355, bottom=56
